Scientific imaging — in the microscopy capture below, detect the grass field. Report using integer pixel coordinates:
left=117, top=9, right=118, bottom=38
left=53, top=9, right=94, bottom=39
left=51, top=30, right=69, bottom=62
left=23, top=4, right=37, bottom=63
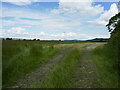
left=92, top=45, right=119, bottom=88
left=2, top=40, right=119, bottom=88
left=2, top=40, right=63, bottom=87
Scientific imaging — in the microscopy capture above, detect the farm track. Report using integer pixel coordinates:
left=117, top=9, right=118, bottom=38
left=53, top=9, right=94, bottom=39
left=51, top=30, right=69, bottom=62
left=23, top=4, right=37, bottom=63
left=70, top=44, right=102, bottom=88
left=12, top=47, right=73, bottom=88
left=10, top=43, right=105, bottom=88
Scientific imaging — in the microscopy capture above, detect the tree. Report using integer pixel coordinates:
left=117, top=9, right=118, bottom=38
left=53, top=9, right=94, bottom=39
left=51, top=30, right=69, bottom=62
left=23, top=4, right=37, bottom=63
left=106, top=12, right=120, bottom=78
left=33, top=38, right=36, bottom=41
left=6, top=38, right=12, bottom=40
left=106, top=13, right=120, bottom=35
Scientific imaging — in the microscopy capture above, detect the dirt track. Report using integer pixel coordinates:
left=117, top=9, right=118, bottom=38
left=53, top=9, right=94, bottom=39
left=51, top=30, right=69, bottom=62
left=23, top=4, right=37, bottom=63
left=70, top=45, right=101, bottom=88
left=12, top=42, right=105, bottom=88
left=12, top=48, right=73, bottom=88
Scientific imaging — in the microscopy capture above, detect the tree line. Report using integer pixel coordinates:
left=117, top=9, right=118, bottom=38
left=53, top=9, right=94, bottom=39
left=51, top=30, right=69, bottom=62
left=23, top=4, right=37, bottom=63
left=2, top=38, right=40, bottom=41
left=106, top=12, right=120, bottom=78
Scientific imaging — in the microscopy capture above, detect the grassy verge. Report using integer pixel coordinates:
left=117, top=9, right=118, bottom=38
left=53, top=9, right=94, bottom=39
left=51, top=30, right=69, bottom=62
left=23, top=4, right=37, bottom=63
left=92, top=45, right=119, bottom=88
left=2, top=41, right=61, bottom=87
left=34, top=48, right=82, bottom=88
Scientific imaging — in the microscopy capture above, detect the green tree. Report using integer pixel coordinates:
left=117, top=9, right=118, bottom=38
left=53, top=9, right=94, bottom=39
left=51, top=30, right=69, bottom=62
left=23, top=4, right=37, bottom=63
left=106, top=13, right=120, bottom=81
left=106, top=13, right=120, bottom=35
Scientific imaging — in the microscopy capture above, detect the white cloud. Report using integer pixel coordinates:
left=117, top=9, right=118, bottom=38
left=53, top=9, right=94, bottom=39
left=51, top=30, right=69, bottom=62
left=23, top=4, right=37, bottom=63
left=38, top=18, right=80, bottom=30
left=99, top=3, right=118, bottom=23
left=7, top=27, right=28, bottom=34
left=2, top=6, right=80, bottom=31
left=1, top=0, right=59, bottom=5
left=1, top=0, right=104, bottom=31
left=2, top=16, right=81, bottom=31
left=38, top=32, right=90, bottom=40
left=2, top=27, right=30, bottom=38
left=39, top=32, right=46, bottom=36
left=42, top=32, right=109, bottom=40
left=90, top=3, right=118, bottom=26
left=23, top=25, right=32, bottom=28
left=1, top=0, right=36, bottom=5
left=1, top=20, right=16, bottom=26
left=2, top=27, right=110, bottom=40
left=2, top=7, right=47, bottom=19
left=0, top=30, right=2, bottom=36
left=1, top=0, right=114, bottom=40
left=51, top=0, right=104, bottom=18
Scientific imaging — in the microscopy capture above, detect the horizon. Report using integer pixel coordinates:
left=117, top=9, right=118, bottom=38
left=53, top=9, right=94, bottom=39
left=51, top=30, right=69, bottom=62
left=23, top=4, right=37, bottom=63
left=0, top=37, right=109, bottom=41
left=0, top=0, right=119, bottom=40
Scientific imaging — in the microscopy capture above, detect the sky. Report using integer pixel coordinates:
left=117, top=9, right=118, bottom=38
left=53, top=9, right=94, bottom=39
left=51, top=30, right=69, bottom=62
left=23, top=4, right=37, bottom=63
left=0, top=0, right=119, bottom=40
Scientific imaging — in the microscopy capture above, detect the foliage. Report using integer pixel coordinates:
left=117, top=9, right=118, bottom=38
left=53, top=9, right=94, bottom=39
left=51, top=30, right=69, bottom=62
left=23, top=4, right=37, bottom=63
left=106, top=13, right=120, bottom=66
left=6, top=38, right=12, bottom=40
left=106, top=13, right=120, bottom=35
left=106, top=12, right=120, bottom=86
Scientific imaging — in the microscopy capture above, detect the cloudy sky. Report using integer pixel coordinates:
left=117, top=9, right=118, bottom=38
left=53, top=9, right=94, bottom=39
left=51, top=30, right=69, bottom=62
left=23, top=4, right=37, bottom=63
left=0, top=0, right=119, bottom=40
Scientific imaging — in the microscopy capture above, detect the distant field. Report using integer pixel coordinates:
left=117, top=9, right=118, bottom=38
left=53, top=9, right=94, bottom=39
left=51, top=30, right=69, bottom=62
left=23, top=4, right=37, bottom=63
left=2, top=40, right=87, bottom=87
left=2, top=40, right=119, bottom=88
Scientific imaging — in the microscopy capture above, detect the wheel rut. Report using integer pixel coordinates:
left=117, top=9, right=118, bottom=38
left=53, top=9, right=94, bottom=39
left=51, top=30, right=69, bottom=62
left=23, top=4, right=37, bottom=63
left=12, top=48, right=73, bottom=88
left=70, top=45, right=101, bottom=88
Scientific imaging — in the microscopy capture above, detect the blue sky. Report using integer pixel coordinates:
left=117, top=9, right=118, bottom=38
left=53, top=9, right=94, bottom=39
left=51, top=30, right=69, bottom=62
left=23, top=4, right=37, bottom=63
left=0, top=0, right=119, bottom=40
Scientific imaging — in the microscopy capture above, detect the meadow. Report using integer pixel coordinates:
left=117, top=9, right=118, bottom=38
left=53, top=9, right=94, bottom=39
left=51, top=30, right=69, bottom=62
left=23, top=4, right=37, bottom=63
left=2, top=40, right=119, bottom=88
left=92, top=45, right=119, bottom=88
left=2, top=40, right=88, bottom=87
left=2, top=40, right=62, bottom=87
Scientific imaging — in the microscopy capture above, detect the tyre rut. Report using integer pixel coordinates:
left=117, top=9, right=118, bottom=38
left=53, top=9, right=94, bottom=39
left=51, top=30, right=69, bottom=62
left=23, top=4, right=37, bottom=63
left=70, top=45, right=101, bottom=88
left=12, top=48, right=73, bottom=88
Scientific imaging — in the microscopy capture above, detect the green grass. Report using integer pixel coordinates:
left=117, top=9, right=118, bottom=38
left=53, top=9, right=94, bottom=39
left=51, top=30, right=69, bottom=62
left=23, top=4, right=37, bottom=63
left=34, top=48, right=82, bottom=88
left=92, top=45, right=119, bottom=88
left=2, top=40, right=62, bottom=87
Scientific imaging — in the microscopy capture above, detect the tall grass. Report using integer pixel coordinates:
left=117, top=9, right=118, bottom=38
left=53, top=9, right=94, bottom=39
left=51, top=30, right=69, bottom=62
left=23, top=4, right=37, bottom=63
left=92, top=45, right=119, bottom=88
left=2, top=40, right=61, bottom=87
left=35, top=49, right=82, bottom=88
